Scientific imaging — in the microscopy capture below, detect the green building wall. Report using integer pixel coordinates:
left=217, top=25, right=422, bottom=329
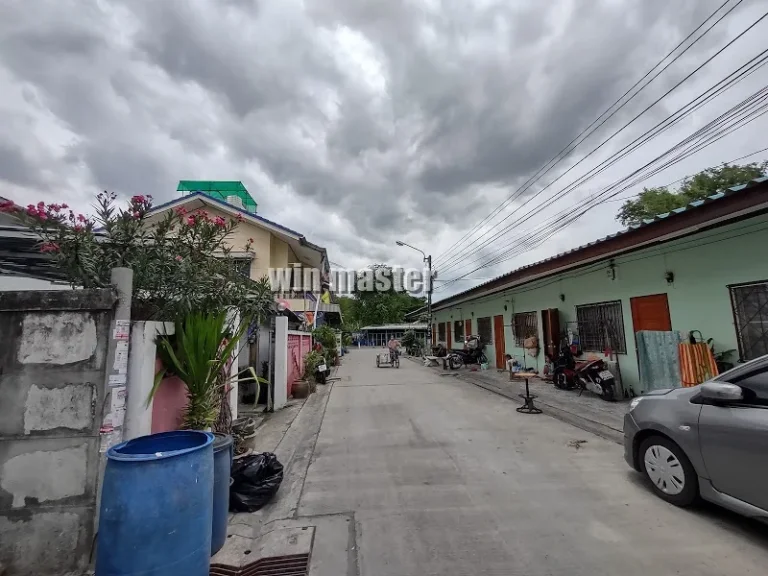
left=433, top=213, right=768, bottom=395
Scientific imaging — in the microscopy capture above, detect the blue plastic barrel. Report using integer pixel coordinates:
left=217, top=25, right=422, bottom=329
left=96, top=431, right=214, bottom=576
left=211, top=433, right=233, bottom=555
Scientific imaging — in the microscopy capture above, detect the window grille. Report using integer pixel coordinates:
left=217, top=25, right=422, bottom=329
left=729, top=281, right=768, bottom=361
left=513, top=312, right=538, bottom=347
left=575, top=300, right=626, bottom=353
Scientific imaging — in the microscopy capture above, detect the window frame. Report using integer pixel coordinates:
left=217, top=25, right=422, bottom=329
left=513, top=311, right=538, bottom=347
left=454, top=320, right=464, bottom=343
left=575, top=300, right=627, bottom=354
left=477, top=316, right=493, bottom=346
left=728, top=280, right=768, bottom=362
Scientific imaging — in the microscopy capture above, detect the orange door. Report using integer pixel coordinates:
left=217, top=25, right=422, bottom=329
left=493, top=315, right=505, bottom=369
left=630, top=294, right=671, bottom=332
left=465, top=319, right=472, bottom=340
left=447, top=323, right=452, bottom=350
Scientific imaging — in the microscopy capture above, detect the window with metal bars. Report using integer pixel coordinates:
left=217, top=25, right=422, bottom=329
left=233, top=258, right=252, bottom=278
left=729, top=281, right=768, bottom=361
left=454, top=320, right=464, bottom=343
left=438, top=322, right=446, bottom=343
left=575, top=300, right=627, bottom=353
left=477, top=317, right=493, bottom=345
left=513, top=312, right=538, bottom=347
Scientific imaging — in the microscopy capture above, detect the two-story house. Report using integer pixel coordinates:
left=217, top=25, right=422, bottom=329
left=145, top=181, right=341, bottom=327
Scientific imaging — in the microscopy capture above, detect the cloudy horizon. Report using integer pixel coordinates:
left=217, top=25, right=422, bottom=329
left=1, top=0, right=766, bottom=300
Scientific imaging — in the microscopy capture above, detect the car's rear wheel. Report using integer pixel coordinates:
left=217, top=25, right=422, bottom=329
left=639, top=435, right=698, bottom=507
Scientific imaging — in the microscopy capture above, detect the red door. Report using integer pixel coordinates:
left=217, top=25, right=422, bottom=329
left=630, top=294, right=671, bottom=332
left=493, top=315, right=505, bottom=369
left=465, top=319, right=472, bottom=340
left=447, top=323, right=452, bottom=350
left=541, top=308, right=561, bottom=360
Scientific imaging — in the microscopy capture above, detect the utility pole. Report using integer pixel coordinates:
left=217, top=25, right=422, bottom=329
left=426, top=254, right=433, bottom=353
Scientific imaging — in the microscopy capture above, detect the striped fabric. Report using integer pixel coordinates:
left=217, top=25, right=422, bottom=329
left=678, top=342, right=719, bottom=387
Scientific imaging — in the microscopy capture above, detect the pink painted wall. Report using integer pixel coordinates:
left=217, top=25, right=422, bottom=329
left=287, top=333, right=313, bottom=397
left=151, top=357, right=188, bottom=433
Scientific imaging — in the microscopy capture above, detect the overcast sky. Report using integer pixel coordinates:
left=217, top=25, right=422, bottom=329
left=1, top=0, right=766, bottom=299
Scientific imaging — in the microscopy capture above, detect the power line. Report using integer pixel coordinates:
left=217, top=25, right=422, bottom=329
left=433, top=0, right=743, bottom=267
left=437, top=8, right=767, bottom=273
left=435, top=84, right=768, bottom=291
left=438, top=44, right=768, bottom=276
left=438, top=90, right=768, bottom=288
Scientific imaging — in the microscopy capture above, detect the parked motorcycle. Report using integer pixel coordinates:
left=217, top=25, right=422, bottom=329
left=447, top=335, right=488, bottom=369
left=551, top=346, right=616, bottom=401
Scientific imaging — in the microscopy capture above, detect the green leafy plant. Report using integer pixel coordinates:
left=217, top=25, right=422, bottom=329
left=312, top=325, right=339, bottom=366
left=150, top=311, right=250, bottom=430
left=401, top=330, right=423, bottom=356
left=303, top=350, right=325, bottom=382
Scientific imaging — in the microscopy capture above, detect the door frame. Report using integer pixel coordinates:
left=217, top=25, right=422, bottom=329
left=493, top=315, right=506, bottom=369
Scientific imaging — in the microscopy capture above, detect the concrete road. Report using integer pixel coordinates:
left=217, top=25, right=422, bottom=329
left=299, top=349, right=768, bottom=576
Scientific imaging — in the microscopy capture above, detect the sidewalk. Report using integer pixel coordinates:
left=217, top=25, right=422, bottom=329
left=213, top=371, right=351, bottom=576
left=418, top=359, right=627, bottom=444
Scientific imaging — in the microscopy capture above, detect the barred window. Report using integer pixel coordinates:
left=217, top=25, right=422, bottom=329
left=513, top=312, right=537, bottom=347
left=576, top=300, right=626, bottom=354
left=233, top=258, right=251, bottom=277
left=730, top=281, right=768, bottom=361
left=454, top=320, right=464, bottom=342
left=438, top=322, right=446, bottom=342
left=477, top=317, right=493, bottom=345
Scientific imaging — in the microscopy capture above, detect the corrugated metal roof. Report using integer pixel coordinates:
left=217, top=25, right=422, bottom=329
left=434, top=176, right=768, bottom=306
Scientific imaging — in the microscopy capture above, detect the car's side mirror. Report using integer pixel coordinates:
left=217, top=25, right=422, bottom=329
left=699, top=382, right=743, bottom=403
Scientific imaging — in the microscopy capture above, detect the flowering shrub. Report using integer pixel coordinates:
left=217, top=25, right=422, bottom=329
left=1, top=192, right=272, bottom=321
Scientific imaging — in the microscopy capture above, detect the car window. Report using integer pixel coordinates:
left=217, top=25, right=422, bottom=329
left=731, top=368, right=768, bottom=406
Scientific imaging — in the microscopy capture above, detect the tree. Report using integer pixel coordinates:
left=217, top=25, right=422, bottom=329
left=0, top=192, right=274, bottom=322
left=340, top=264, right=426, bottom=328
left=617, top=162, right=767, bottom=227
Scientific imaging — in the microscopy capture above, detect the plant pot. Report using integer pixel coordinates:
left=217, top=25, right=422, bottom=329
left=232, top=417, right=255, bottom=435
left=233, top=447, right=253, bottom=461
left=211, top=433, right=233, bottom=555
left=292, top=380, right=310, bottom=399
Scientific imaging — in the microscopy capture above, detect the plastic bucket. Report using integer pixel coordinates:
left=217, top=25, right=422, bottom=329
left=211, top=433, right=233, bottom=555
left=96, top=430, right=214, bottom=576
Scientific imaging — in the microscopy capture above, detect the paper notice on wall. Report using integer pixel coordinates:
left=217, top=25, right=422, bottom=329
left=113, top=319, right=130, bottom=341
left=113, top=341, right=129, bottom=374
left=109, top=374, right=127, bottom=386
left=111, top=386, right=127, bottom=411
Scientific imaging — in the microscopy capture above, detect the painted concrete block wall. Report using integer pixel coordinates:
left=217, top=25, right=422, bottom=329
left=0, top=289, right=116, bottom=576
left=433, top=214, right=768, bottom=394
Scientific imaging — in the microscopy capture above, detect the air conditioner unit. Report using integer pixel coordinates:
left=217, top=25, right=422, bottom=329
left=226, top=195, right=244, bottom=209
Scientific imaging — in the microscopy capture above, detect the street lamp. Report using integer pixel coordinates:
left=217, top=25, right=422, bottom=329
left=396, top=240, right=433, bottom=352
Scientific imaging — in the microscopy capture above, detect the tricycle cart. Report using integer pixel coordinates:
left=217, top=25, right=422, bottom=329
left=376, top=351, right=400, bottom=369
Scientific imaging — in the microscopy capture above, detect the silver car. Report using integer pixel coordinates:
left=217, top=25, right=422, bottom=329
left=624, top=355, right=768, bottom=520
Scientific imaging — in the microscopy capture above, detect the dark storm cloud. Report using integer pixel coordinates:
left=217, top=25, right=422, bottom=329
left=0, top=0, right=757, bottom=278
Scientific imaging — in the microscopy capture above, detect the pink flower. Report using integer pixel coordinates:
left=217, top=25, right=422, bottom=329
left=50, top=203, right=62, bottom=212
left=37, top=212, right=48, bottom=221
left=131, top=195, right=147, bottom=204
left=186, top=216, right=196, bottom=226
left=0, top=200, right=16, bottom=212
left=175, top=255, right=183, bottom=262
left=37, top=201, right=45, bottom=209
left=26, top=206, right=39, bottom=217
left=61, top=203, right=69, bottom=209
left=40, top=242, right=59, bottom=253
left=214, top=216, right=226, bottom=227
left=174, top=206, right=187, bottom=216
left=77, top=214, right=87, bottom=223
left=132, top=211, right=141, bottom=218
left=236, top=213, right=244, bottom=222
left=73, top=224, right=83, bottom=232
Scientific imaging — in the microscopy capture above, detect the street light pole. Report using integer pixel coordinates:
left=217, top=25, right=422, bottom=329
left=396, top=240, right=434, bottom=353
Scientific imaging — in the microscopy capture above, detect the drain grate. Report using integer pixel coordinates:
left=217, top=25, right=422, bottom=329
left=210, top=553, right=310, bottom=576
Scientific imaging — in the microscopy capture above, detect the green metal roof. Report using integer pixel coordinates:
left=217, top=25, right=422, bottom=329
left=177, top=181, right=257, bottom=213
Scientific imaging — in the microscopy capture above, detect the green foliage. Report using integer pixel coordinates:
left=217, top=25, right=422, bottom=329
left=617, top=162, right=768, bottom=227
left=341, top=265, right=426, bottom=328
left=151, top=311, right=250, bottom=430
left=312, top=324, right=339, bottom=367
left=341, top=332, right=352, bottom=346
left=2, top=192, right=274, bottom=322
left=302, top=350, right=324, bottom=381
left=400, top=329, right=423, bottom=356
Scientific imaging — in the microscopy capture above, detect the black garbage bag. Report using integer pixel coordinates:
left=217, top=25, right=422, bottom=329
left=229, top=452, right=284, bottom=512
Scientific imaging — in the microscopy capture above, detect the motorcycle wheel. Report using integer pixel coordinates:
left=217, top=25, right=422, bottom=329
left=554, top=370, right=569, bottom=390
left=448, top=355, right=463, bottom=370
left=600, top=379, right=616, bottom=401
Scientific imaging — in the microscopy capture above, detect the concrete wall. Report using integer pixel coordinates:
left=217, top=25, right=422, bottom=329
left=0, top=289, right=116, bottom=576
left=433, top=214, right=768, bottom=394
